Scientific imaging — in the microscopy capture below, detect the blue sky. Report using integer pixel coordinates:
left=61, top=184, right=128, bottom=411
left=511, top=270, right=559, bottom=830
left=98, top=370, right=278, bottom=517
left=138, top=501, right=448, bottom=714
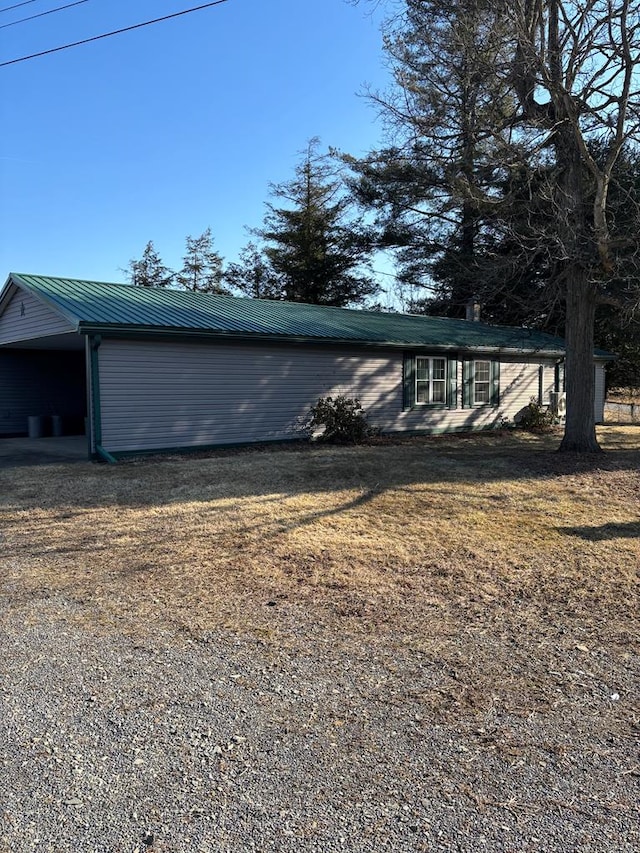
left=0, top=0, right=391, bottom=284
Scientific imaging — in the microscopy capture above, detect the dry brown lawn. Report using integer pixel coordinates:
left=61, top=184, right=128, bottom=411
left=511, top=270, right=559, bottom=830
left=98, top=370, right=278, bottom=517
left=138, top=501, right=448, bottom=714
left=1, top=426, right=638, bottom=725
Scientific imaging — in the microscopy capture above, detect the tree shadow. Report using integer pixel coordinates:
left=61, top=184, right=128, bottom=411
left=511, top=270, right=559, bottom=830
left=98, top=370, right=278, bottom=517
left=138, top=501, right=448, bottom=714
left=560, top=521, right=640, bottom=541
left=0, top=425, right=638, bottom=524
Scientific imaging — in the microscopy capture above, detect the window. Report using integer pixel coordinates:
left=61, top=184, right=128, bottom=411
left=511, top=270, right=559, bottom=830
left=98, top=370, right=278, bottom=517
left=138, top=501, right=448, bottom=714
left=403, top=353, right=457, bottom=410
left=404, top=355, right=498, bottom=410
left=473, top=360, right=491, bottom=404
left=416, top=357, right=447, bottom=404
left=462, top=359, right=500, bottom=407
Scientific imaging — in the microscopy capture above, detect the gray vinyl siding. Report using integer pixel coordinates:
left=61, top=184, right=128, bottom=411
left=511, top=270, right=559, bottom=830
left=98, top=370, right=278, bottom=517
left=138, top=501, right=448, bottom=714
left=98, top=340, right=400, bottom=451
left=0, top=349, right=86, bottom=435
left=97, top=339, right=561, bottom=452
left=0, top=287, right=74, bottom=345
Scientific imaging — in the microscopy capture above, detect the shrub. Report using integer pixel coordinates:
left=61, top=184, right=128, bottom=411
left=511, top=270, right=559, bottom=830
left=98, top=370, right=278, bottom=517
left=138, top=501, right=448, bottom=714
left=307, top=395, right=372, bottom=444
left=517, top=397, right=558, bottom=433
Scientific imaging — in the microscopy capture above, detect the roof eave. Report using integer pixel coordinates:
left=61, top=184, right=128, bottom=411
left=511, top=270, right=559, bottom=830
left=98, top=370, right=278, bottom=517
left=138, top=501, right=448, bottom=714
left=77, top=322, right=568, bottom=356
left=0, top=278, right=18, bottom=317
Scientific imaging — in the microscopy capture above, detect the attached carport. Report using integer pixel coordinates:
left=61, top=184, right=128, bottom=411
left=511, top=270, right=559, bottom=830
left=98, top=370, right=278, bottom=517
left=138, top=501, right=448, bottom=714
left=0, top=336, right=87, bottom=437
left=0, top=276, right=89, bottom=454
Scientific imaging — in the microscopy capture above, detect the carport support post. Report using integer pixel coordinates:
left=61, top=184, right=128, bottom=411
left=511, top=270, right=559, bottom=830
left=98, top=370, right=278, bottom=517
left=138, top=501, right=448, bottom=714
left=87, top=334, right=101, bottom=457
left=87, top=334, right=116, bottom=463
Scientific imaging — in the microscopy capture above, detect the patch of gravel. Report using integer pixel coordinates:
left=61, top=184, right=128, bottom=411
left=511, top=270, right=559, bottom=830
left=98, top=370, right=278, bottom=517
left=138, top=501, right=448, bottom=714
left=0, top=594, right=638, bottom=853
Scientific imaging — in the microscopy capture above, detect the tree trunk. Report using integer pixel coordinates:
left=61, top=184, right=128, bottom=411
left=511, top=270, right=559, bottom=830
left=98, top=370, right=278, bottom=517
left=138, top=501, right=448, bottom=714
left=558, top=271, right=601, bottom=452
left=551, top=69, right=601, bottom=454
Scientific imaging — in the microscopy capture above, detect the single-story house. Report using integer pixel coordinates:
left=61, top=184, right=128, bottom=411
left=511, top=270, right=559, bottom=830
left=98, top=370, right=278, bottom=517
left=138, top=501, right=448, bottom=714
left=0, top=273, right=609, bottom=460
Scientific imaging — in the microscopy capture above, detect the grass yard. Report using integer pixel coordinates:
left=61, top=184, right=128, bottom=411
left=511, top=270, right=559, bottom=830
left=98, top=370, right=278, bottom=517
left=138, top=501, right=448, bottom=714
left=1, top=426, right=638, bottom=724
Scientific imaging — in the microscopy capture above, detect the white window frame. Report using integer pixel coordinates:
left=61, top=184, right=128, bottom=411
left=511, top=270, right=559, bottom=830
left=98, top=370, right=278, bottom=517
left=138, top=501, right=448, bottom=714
left=473, top=359, right=491, bottom=405
left=415, top=356, right=447, bottom=405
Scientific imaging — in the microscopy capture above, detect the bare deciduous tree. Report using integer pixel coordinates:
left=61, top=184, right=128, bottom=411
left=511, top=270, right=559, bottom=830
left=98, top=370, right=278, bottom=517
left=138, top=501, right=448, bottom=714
left=507, top=0, right=640, bottom=450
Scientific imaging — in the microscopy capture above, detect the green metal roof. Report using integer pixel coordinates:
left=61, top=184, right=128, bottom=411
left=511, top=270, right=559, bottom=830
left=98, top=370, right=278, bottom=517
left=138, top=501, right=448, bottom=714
left=4, top=272, right=576, bottom=355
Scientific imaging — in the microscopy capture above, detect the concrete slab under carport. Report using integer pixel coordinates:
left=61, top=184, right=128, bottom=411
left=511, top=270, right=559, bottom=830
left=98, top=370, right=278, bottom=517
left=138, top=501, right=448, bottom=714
left=0, top=436, right=89, bottom=468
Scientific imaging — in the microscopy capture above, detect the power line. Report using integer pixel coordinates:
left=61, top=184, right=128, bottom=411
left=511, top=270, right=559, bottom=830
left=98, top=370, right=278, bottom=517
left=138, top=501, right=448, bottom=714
left=0, top=0, right=231, bottom=67
left=0, top=0, right=89, bottom=30
left=0, top=0, right=40, bottom=14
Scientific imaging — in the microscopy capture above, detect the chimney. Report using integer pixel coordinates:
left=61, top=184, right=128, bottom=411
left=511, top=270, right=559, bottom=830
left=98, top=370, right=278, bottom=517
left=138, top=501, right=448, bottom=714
left=466, top=297, right=481, bottom=322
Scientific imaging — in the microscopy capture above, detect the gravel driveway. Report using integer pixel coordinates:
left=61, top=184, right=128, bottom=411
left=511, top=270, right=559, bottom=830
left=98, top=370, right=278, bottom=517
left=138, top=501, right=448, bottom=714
left=1, top=592, right=637, bottom=853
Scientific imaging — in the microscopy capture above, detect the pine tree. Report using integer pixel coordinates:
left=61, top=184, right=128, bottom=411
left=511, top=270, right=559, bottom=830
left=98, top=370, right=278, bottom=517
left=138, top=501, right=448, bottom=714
left=224, top=242, right=283, bottom=300
left=176, top=228, right=227, bottom=294
left=125, top=241, right=174, bottom=288
left=260, top=139, right=377, bottom=307
left=344, top=0, right=511, bottom=310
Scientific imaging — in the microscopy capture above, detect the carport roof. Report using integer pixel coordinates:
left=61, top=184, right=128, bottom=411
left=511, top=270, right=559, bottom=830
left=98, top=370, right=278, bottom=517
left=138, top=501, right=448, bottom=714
left=3, top=272, right=580, bottom=356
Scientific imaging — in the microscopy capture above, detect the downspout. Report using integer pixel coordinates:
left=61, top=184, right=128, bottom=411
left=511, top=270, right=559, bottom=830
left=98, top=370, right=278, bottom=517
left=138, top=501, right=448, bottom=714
left=88, top=334, right=117, bottom=464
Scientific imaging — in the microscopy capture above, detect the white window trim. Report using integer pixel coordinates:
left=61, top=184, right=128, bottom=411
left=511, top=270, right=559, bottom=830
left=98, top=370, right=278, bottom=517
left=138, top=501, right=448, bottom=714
left=415, top=356, right=447, bottom=406
left=473, top=359, right=492, bottom=406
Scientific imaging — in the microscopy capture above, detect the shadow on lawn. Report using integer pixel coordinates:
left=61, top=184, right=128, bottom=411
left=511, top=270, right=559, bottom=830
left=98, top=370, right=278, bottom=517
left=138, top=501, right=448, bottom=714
left=0, top=429, right=638, bottom=520
left=561, top=520, right=640, bottom=541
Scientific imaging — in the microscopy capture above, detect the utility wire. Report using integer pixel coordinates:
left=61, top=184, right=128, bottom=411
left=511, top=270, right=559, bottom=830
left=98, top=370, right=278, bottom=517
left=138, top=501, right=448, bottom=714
left=0, top=0, right=88, bottom=30
left=0, top=0, right=40, bottom=13
left=0, top=0, right=230, bottom=67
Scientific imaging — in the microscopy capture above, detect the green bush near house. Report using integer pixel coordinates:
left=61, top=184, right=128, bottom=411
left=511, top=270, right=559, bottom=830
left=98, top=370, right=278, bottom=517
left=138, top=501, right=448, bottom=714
left=518, top=397, right=559, bottom=433
left=307, top=395, right=372, bottom=444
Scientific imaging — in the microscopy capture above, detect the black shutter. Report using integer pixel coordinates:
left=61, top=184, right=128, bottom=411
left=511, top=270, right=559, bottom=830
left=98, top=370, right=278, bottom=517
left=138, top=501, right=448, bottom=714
left=447, top=357, right=458, bottom=409
left=403, top=353, right=415, bottom=410
left=462, top=360, right=473, bottom=408
left=538, top=365, right=544, bottom=405
left=491, top=360, right=501, bottom=407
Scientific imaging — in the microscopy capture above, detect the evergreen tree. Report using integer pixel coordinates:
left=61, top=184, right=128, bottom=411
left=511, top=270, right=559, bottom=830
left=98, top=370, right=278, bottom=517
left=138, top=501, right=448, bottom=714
left=125, top=240, right=174, bottom=288
left=345, top=0, right=511, bottom=310
left=260, top=138, right=377, bottom=306
left=176, top=228, right=227, bottom=294
left=224, top=242, right=283, bottom=300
